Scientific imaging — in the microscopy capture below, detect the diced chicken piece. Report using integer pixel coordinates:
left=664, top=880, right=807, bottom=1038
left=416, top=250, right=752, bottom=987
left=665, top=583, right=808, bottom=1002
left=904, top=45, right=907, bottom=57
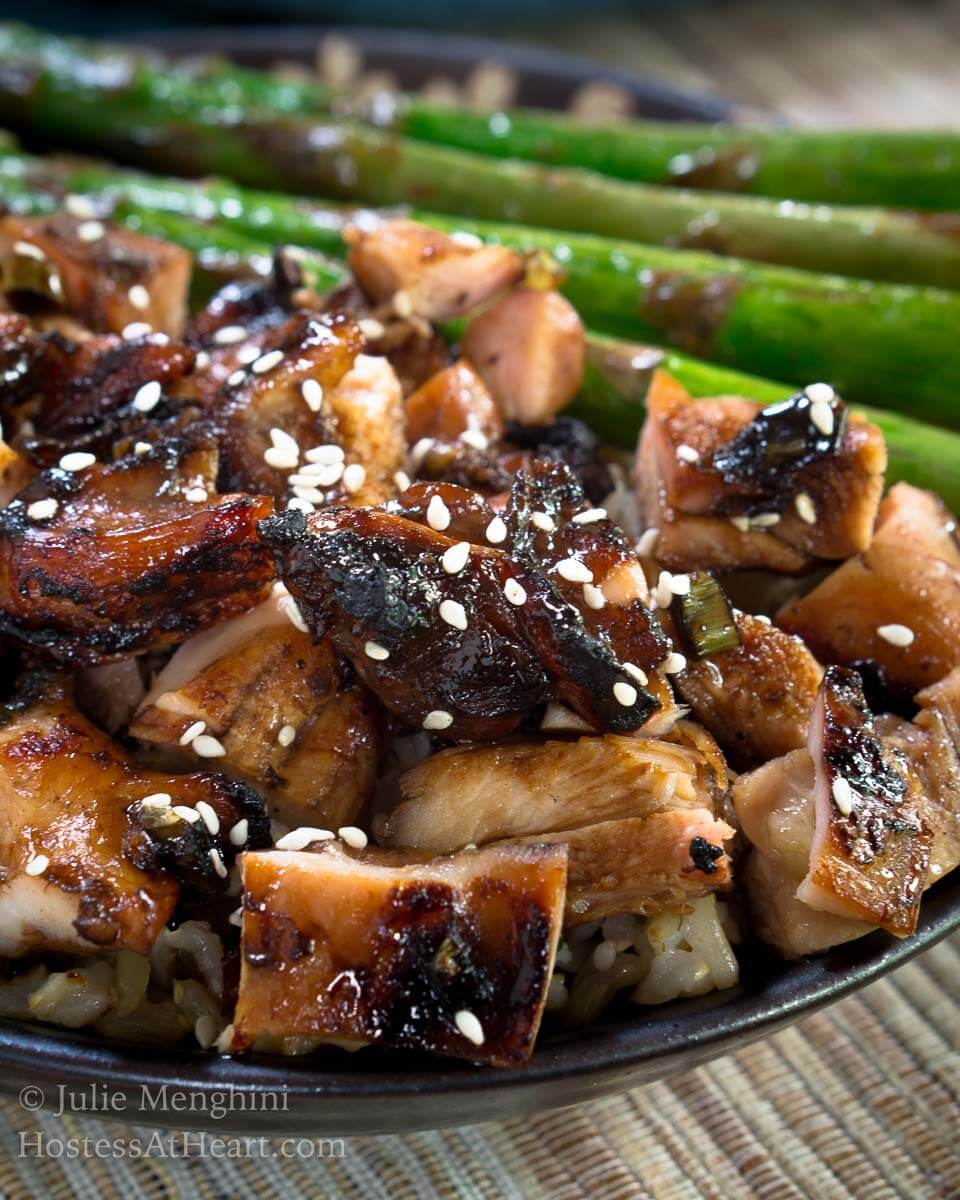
left=261, top=462, right=671, bottom=741
left=322, top=353, right=406, bottom=505
left=0, top=446, right=274, bottom=666
left=463, top=289, right=586, bottom=424
left=130, top=593, right=381, bottom=830
left=0, top=213, right=191, bottom=336
left=778, top=483, right=960, bottom=693
left=673, top=611, right=824, bottom=765
left=383, top=731, right=726, bottom=853
left=76, top=658, right=145, bottom=733
left=635, top=373, right=886, bottom=572
left=512, top=810, right=734, bottom=926
left=345, top=218, right=524, bottom=322
left=229, top=841, right=567, bottom=1066
left=404, top=359, right=504, bottom=448
left=0, top=690, right=268, bottom=958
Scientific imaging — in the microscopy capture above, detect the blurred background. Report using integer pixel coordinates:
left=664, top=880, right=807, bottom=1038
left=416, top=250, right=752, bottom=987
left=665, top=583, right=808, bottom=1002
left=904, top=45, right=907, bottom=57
left=3, top=0, right=958, bottom=127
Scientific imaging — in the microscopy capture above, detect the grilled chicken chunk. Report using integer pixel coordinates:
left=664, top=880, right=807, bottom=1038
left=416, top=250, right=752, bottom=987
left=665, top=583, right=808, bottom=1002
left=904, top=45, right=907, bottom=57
left=0, top=213, right=191, bottom=336
left=130, top=591, right=381, bottom=830
left=261, top=462, right=671, bottom=740
left=345, top=219, right=524, bottom=322
left=384, top=732, right=726, bottom=853
left=635, top=373, right=886, bottom=573
left=0, top=688, right=268, bottom=958
left=0, top=446, right=274, bottom=666
left=229, top=841, right=567, bottom=1066
left=512, top=811, right=734, bottom=926
left=673, top=611, right=824, bottom=764
left=463, top=289, right=586, bottom=424
left=778, top=483, right=960, bottom=693
left=405, top=359, right=505, bottom=448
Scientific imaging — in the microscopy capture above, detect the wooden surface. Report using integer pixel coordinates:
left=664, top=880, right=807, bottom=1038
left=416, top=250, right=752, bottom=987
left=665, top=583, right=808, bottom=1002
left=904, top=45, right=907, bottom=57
left=509, top=0, right=960, bottom=127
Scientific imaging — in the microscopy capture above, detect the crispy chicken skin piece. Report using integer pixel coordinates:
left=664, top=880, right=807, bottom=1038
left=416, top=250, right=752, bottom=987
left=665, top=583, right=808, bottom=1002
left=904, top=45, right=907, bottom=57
left=130, top=592, right=381, bottom=830
left=261, top=462, right=671, bottom=740
left=463, top=289, right=586, bottom=425
left=0, top=447, right=274, bottom=667
left=345, top=218, right=524, bottom=322
left=384, top=732, right=726, bottom=853
left=0, top=213, right=191, bottom=336
left=512, top=811, right=734, bottom=926
left=778, top=483, right=960, bottom=693
left=672, top=611, right=824, bottom=765
left=634, top=372, right=886, bottom=572
left=0, top=689, right=268, bottom=958
left=229, top=841, right=567, bottom=1066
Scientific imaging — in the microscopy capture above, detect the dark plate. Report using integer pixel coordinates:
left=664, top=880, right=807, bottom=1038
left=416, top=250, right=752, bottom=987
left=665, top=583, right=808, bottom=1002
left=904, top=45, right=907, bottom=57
left=2, top=27, right=956, bottom=1136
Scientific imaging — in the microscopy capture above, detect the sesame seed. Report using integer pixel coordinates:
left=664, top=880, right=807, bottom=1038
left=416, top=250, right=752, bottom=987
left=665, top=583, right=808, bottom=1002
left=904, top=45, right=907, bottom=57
left=141, top=793, right=172, bottom=809
left=426, top=494, right=451, bottom=531
left=804, top=382, right=835, bottom=406
left=669, top=573, right=691, bottom=596
left=623, top=662, right=648, bottom=686
left=277, top=723, right=296, bottom=747
left=423, top=710, right=454, bottom=731
left=26, top=498, right=58, bottom=521
left=451, top=230, right=483, bottom=248
left=122, top=321, right=152, bottom=340
left=275, top=827, right=335, bottom=851
left=485, top=515, right=507, bottom=544
left=729, top=515, right=751, bottom=533
left=877, top=623, right=915, bottom=647
left=301, top=378, right=324, bottom=412
left=209, top=848, right=228, bottom=879
left=65, top=194, right=97, bottom=218
left=582, top=583, right=606, bottom=610
left=358, top=317, right=385, bottom=340
left=192, top=734, right=226, bottom=759
left=832, top=775, right=854, bottom=816
left=654, top=572, right=675, bottom=609
left=196, top=800, right=220, bottom=836
left=663, top=651, right=687, bottom=674
left=364, top=640, right=390, bottom=661
left=133, top=442, right=152, bottom=457
left=178, top=720, right=206, bottom=746
left=338, top=826, right=368, bottom=849
left=592, top=940, right=618, bottom=971
left=573, top=507, right=607, bottom=525
left=613, top=681, right=637, bottom=707
left=304, top=444, right=345, bottom=465
left=77, top=220, right=105, bottom=242
left=194, top=350, right=210, bottom=371
left=264, top=429, right=300, bottom=471
left=48, top=273, right=63, bottom=298
left=439, top=599, right=468, bottom=630
left=132, top=380, right=162, bottom=413
left=410, top=437, right=435, bottom=468
left=795, top=492, right=817, bottom=525
left=442, top=541, right=471, bottom=574
left=13, top=240, right=44, bottom=261
left=531, top=510, right=555, bottom=533
left=810, top=400, right=835, bottom=437
left=287, top=497, right=315, bottom=514
left=676, top=443, right=700, bottom=465
left=454, top=1009, right=485, bottom=1046
left=24, top=853, right=49, bottom=877
left=128, top=284, right=150, bottom=311
left=227, top=369, right=247, bottom=387
left=299, top=463, right=343, bottom=489
left=504, top=577, right=527, bottom=606
left=750, top=512, right=781, bottom=529
left=394, top=470, right=411, bottom=492
left=184, top=487, right=208, bottom=503
left=281, top=596, right=310, bottom=634
left=636, top=527, right=660, bottom=557
left=236, top=344, right=260, bottom=365
left=229, top=907, right=243, bottom=927
left=173, top=806, right=201, bottom=824
left=252, top=349, right=284, bottom=375
left=342, top=463, right=366, bottom=494
left=393, top=289, right=413, bottom=318
left=556, top=558, right=593, bottom=584
left=58, top=451, right=96, bottom=472
left=212, top=324, right=247, bottom=346
left=229, top=819, right=249, bottom=847
left=459, top=429, right=489, bottom=451
left=754, top=614, right=772, bottom=625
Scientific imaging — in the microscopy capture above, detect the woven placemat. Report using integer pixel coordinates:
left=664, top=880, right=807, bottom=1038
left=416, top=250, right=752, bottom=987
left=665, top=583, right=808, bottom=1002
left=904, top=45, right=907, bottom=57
left=0, top=933, right=954, bottom=1198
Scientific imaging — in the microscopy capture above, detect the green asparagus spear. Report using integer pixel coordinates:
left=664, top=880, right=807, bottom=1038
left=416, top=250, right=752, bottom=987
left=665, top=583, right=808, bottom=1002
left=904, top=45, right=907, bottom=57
left=3, top=149, right=959, bottom=425
left=3, top=41, right=960, bottom=290
left=3, top=22, right=959, bottom=211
